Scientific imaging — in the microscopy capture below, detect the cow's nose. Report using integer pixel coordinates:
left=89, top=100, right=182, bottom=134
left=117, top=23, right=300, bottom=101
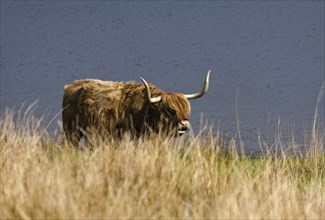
left=178, top=120, right=190, bottom=131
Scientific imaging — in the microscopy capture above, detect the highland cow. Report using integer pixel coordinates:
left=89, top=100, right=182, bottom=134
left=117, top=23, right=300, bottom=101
left=62, top=70, right=211, bottom=145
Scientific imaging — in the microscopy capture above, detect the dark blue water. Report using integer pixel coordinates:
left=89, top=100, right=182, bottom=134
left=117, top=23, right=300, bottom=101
left=1, top=2, right=324, bottom=153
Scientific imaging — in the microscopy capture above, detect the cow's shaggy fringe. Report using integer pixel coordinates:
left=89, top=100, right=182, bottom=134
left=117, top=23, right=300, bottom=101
left=0, top=103, right=324, bottom=219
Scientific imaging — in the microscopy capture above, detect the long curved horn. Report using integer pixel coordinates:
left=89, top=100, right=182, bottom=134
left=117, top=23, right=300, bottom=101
left=184, top=70, right=211, bottom=99
left=140, top=77, right=162, bottom=103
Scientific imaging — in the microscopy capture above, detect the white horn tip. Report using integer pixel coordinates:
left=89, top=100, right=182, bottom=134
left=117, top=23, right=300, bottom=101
left=207, top=69, right=211, bottom=76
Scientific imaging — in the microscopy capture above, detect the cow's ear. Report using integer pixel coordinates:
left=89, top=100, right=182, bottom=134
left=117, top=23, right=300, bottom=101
left=150, top=101, right=161, bottom=109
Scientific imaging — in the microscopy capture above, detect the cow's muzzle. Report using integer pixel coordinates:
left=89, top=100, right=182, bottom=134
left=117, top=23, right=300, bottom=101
left=177, top=120, right=190, bottom=135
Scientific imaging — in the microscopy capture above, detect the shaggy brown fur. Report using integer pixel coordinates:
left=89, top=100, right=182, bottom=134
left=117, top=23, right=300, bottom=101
left=62, top=79, right=191, bottom=145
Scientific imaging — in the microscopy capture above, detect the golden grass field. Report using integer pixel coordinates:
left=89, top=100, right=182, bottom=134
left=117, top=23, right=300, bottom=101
left=1, top=100, right=324, bottom=219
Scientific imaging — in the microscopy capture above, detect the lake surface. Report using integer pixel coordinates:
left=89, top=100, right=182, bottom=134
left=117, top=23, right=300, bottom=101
left=1, top=2, right=324, bottom=153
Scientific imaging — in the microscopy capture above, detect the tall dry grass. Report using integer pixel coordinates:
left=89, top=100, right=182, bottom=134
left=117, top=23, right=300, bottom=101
left=0, top=100, right=324, bottom=219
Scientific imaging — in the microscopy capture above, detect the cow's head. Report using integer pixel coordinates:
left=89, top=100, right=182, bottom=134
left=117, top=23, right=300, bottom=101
left=140, top=70, right=211, bottom=135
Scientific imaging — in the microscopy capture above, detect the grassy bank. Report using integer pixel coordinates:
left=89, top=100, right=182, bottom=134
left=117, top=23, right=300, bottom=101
left=0, top=108, right=324, bottom=219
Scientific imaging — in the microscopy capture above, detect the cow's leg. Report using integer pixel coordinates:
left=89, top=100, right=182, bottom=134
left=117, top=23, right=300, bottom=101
left=63, top=120, right=81, bottom=147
